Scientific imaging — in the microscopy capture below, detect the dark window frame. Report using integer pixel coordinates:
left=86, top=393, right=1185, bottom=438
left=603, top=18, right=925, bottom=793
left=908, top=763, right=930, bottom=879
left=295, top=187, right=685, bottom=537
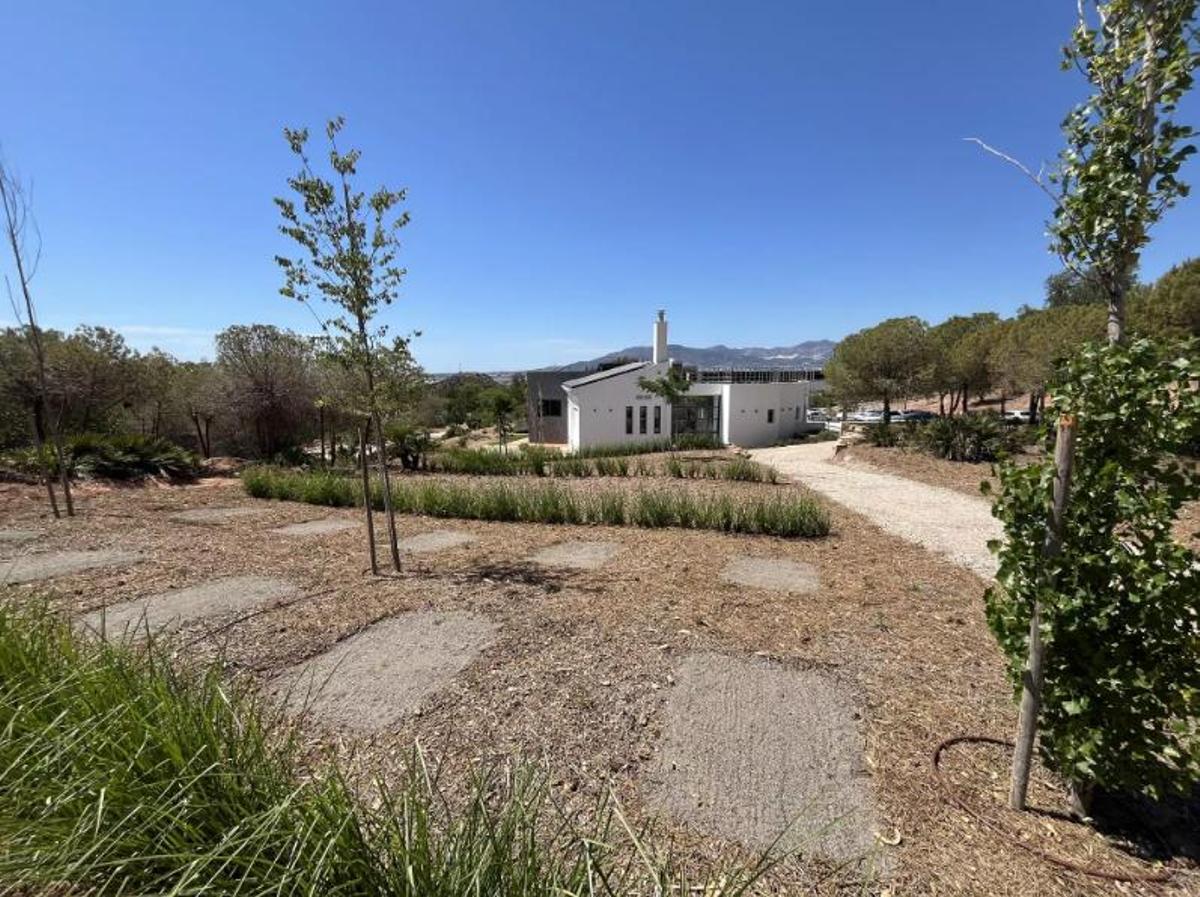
left=639, top=405, right=647, bottom=434
left=653, top=405, right=662, bottom=434
left=625, top=406, right=633, bottom=435
left=539, top=398, right=563, bottom=417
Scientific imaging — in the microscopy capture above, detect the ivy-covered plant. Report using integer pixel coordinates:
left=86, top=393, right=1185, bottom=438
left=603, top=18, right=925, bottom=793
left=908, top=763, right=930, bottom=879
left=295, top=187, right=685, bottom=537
left=984, top=338, right=1200, bottom=800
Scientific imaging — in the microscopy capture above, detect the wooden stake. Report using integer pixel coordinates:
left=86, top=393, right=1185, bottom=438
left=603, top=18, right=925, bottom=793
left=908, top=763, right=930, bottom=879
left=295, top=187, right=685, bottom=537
left=358, top=424, right=378, bottom=576
left=1009, top=414, right=1076, bottom=810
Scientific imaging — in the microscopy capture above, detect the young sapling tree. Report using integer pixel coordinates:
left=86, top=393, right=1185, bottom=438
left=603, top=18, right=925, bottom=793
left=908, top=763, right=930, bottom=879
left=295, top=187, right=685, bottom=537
left=275, top=117, right=413, bottom=572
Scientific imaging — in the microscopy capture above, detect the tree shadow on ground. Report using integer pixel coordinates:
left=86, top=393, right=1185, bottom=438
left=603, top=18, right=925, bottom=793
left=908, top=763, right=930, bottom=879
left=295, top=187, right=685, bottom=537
left=1089, top=785, right=1200, bottom=864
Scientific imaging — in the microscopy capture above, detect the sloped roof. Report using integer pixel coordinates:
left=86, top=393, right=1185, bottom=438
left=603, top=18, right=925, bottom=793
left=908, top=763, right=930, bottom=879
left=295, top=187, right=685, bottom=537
left=561, top=360, right=649, bottom=389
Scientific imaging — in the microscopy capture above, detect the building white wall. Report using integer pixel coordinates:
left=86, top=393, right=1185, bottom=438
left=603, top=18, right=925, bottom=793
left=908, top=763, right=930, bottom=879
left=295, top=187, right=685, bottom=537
left=566, top=365, right=815, bottom=450
left=565, top=363, right=671, bottom=451
left=699, top=381, right=811, bottom=447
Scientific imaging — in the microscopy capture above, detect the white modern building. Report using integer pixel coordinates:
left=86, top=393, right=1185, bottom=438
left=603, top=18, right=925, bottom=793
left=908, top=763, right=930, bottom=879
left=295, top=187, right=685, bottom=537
left=551, top=312, right=819, bottom=452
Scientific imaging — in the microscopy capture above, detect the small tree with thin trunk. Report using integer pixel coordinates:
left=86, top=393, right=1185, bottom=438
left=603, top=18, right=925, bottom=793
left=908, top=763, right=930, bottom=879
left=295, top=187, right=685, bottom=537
left=275, top=117, right=410, bottom=573
left=0, top=157, right=73, bottom=518
left=977, top=0, right=1199, bottom=814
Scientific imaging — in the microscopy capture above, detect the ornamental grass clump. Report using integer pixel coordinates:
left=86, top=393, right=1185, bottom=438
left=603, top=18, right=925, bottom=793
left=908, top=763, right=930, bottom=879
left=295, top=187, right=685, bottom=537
left=0, top=601, right=775, bottom=895
left=243, top=467, right=829, bottom=538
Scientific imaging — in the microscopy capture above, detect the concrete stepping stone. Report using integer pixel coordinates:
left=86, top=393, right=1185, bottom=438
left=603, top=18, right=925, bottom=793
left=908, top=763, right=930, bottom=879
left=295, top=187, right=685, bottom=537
left=398, top=530, right=475, bottom=554
left=720, top=557, right=819, bottom=594
left=273, top=518, right=358, bottom=537
left=0, top=529, right=41, bottom=545
left=529, top=540, right=620, bottom=570
left=646, top=653, right=879, bottom=863
left=170, top=507, right=264, bottom=525
left=2, top=549, right=139, bottom=585
left=279, top=610, right=496, bottom=732
left=82, top=575, right=297, bottom=638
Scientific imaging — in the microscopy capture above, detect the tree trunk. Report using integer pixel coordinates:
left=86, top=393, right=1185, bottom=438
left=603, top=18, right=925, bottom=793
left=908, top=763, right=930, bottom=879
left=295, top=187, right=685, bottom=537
left=939, top=393, right=946, bottom=417
left=359, top=424, right=378, bottom=576
left=372, top=412, right=402, bottom=572
left=1000, top=392, right=1007, bottom=416
left=1028, top=392, right=1039, bottom=426
left=1010, top=414, right=1076, bottom=811
left=318, top=406, right=326, bottom=464
left=882, top=391, right=891, bottom=425
left=29, top=411, right=60, bottom=519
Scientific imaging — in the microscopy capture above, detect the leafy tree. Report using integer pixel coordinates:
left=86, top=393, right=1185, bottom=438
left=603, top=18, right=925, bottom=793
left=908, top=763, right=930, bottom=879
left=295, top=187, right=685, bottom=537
left=982, top=0, right=1200, bottom=814
left=929, top=313, right=1000, bottom=414
left=825, top=317, right=933, bottom=423
left=1043, top=268, right=1110, bottom=308
left=987, top=339, right=1199, bottom=802
left=215, top=325, right=316, bottom=459
left=1133, top=256, right=1200, bottom=338
left=637, top=366, right=692, bottom=403
left=172, top=362, right=224, bottom=459
left=275, top=117, right=412, bottom=573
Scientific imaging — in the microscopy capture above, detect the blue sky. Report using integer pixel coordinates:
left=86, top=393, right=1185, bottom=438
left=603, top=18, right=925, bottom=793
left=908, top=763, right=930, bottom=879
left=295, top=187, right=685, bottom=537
left=4, top=1, right=1198, bottom=371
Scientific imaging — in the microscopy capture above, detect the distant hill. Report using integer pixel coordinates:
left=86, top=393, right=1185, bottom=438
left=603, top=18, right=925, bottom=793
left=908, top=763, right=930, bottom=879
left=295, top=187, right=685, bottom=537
left=576, top=340, right=836, bottom=371
left=429, top=339, right=836, bottom=380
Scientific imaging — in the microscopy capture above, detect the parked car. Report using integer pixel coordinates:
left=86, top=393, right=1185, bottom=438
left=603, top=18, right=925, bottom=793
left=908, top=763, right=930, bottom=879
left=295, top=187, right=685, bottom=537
left=895, top=409, right=935, bottom=423
left=1004, top=409, right=1031, bottom=423
left=806, top=409, right=831, bottom=423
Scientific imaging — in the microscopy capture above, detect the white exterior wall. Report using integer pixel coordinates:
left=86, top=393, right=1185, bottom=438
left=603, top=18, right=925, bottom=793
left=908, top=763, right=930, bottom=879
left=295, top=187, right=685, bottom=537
left=566, top=365, right=814, bottom=451
left=565, top=362, right=671, bottom=451
left=690, top=381, right=812, bottom=447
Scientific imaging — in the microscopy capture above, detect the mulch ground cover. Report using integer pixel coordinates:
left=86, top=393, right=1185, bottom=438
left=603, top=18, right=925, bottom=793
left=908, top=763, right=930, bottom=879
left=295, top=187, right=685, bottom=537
left=0, top=473, right=1194, bottom=895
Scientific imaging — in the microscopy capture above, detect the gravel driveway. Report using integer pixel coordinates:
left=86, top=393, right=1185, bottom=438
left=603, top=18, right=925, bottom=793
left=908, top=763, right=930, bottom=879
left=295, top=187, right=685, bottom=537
left=751, top=442, right=1000, bottom=579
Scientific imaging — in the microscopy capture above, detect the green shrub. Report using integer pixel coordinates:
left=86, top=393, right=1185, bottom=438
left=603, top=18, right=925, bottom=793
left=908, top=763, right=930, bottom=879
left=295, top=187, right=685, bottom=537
left=243, top=467, right=830, bottom=538
left=7, top=434, right=202, bottom=480
left=0, top=602, right=772, bottom=895
left=986, top=338, right=1200, bottom=800
left=913, top=415, right=1015, bottom=462
left=862, top=423, right=902, bottom=448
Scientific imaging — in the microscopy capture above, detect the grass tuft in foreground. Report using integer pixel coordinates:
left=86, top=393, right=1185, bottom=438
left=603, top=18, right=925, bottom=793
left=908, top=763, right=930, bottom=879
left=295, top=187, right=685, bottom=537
left=0, top=601, right=774, bottom=896
left=242, top=466, right=830, bottom=538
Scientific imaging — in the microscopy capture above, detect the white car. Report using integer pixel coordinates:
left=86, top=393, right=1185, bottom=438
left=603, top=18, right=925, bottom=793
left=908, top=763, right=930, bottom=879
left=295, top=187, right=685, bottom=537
left=1004, top=409, right=1031, bottom=423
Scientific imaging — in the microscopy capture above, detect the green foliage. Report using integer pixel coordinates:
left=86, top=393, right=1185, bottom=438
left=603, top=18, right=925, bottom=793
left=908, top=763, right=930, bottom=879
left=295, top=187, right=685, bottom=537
left=0, top=601, right=772, bottom=895
left=384, top=422, right=434, bottom=470
left=571, top=435, right=720, bottom=458
left=862, top=423, right=903, bottom=448
left=4, top=434, right=200, bottom=481
left=1043, top=268, right=1111, bottom=308
left=637, top=366, right=691, bottom=403
left=1133, top=256, right=1200, bottom=339
left=985, top=338, right=1200, bottom=798
left=1048, top=1, right=1199, bottom=339
left=912, top=415, right=1017, bottom=463
left=825, top=317, right=934, bottom=413
left=244, top=467, right=829, bottom=538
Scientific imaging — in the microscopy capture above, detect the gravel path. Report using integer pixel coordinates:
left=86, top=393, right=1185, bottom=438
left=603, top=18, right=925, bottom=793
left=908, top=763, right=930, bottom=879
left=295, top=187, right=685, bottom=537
left=751, top=442, right=1000, bottom=579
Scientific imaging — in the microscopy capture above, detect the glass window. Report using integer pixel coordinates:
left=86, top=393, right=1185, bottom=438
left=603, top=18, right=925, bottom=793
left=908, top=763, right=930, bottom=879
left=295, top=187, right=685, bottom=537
left=653, top=405, right=661, bottom=434
left=767, top=409, right=775, bottom=423
left=639, top=405, right=647, bottom=434
left=625, top=406, right=633, bottom=434
left=539, top=399, right=562, bottom=417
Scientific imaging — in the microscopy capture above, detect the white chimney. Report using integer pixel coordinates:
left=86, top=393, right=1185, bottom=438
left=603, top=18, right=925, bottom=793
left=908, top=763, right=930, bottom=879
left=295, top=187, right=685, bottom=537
left=652, top=310, right=668, bottom=364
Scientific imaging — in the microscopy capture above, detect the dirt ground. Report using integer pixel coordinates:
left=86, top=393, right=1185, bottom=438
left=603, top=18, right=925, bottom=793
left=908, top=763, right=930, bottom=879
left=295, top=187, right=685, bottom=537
left=0, top=473, right=1195, bottom=895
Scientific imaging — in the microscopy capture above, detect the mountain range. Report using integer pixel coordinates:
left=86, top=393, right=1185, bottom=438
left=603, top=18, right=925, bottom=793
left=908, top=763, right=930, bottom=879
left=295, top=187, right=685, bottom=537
left=575, top=339, right=836, bottom=371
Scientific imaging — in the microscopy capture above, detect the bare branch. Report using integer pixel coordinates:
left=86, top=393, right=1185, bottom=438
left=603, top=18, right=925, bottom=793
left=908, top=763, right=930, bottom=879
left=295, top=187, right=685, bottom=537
left=963, top=137, right=1061, bottom=206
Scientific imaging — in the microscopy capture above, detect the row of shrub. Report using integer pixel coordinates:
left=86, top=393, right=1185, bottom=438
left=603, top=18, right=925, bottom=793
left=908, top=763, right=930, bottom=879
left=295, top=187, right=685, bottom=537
left=862, top=415, right=1027, bottom=463
left=243, top=466, right=830, bottom=538
left=1, top=433, right=200, bottom=480
left=0, top=601, right=771, bottom=895
left=425, top=446, right=778, bottom=483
